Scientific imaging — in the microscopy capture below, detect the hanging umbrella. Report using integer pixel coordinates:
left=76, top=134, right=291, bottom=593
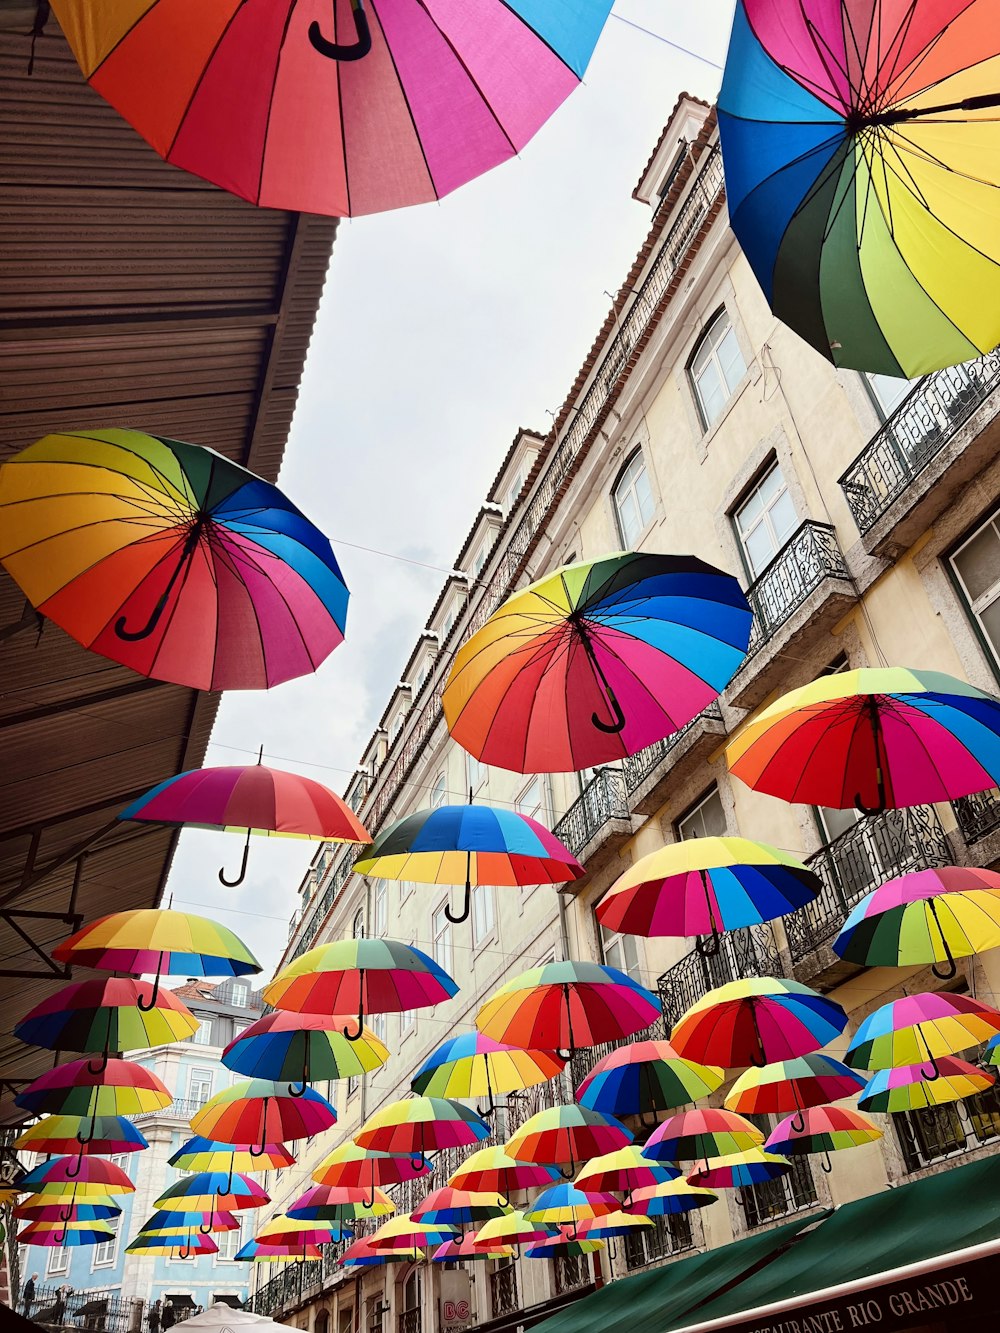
left=433, top=1235, right=514, bottom=1262
left=524, top=1236, right=604, bottom=1259
left=471, top=1211, right=555, bottom=1252
left=845, top=992, right=1000, bottom=1079
left=13, top=1197, right=121, bottom=1223
left=312, top=1141, right=432, bottom=1205
left=596, top=837, right=821, bottom=957
left=670, top=978, right=848, bottom=1069
left=51, top=908, right=260, bottom=1010
left=127, top=1231, right=218, bottom=1257
left=354, top=1097, right=489, bottom=1171
left=413, top=1188, right=511, bottom=1227
left=833, top=867, right=1000, bottom=980
left=138, top=1209, right=241, bottom=1236
left=14, top=1114, right=148, bottom=1158
left=15, top=1061, right=171, bottom=1154
left=687, top=1149, right=793, bottom=1191
left=256, top=1215, right=350, bottom=1247
left=574, top=1148, right=680, bottom=1208
left=446, top=1147, right=559, bottom=1206
left=641, top=1108, right=764, bottom=1165
left=726, top=669, right=1000, bottom=816
left=14, top=977, right=198, bottom=1072
left=522, top=1184, right=619, bottom=1226
left=476, top=961, right=662, bottom=1059
left=765, top=1105, right=883, bottom=1174
left=169, top=1136, right=295, bottom=1176
left=50, top=0, right=615, bottom=218
left=570, top=1211, right=655, bottom=1241
left=575, top=1040, right=724, bottom=1124
left=985, top=1035, right=1000, bottom=1067
left=265, top=937, right=457, bottom=1042
left=506, top=1105, right=631, bottom=1178
left=339, top=1236, right=401, bottom=1268
left=858, top=1057, right=994, bottom=1112
left=355, top=802, right=584, bottom=925
left=717, top=0, right=1000, bottom=377
left=190, top=1080, right=337, bottom=1158
left=411, top=1032, right=565, bottom=1117
left=624, top=1178, right=718, bottom=1217
left=236, top=1238, right=323, bottom=1263
left=121, top=759, right=370, bottom=887
left=287, top=1183, right=395, bottom=1222
left=222, top=1010, right=388, bottom=1093
left=19, top=1221, right=116, bottom=1247
left=367, top=1215, right=457, bottom=1255
left=444, top=553, right=752, bottom=773
left=155, top=1172, right=270, bottom=1226
left=725, top=1055, right=867, bottom=1132
left=0, top=429, right=349, bottom=689
left=16, top=1156, right=134, bottom=1196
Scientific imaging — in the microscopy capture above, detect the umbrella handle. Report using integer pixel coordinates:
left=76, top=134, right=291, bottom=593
left=931, top=957, right=958, bottom=982
left=250, top=1099, right=270, bottom=1156
left=920, top=1054, right=941, bottom=1083
left=308, top=0, right=372, bottom=62
left=66, top=1144, right=85, bottom=1178
left=344, top=983, right=365, bottom=1043
left=137, top=961, right=163, bottom=1012
left=445, top=879, right=472, bottom=926
left=115, top=515, right=205, bottom=642
left=411, top=1150, right=427, bottom=1172
left=820, top=1151, right=833, bottom=1174
left=58, top=1201, right=73, bottom=1223
left=179, top=1243, right=191, bottom=1260
left=288, top=1036, right=311, bottom=1097
left=790, top=1109, right=806, bottom=1135
left=694, top=929, right=722, bottom=959
left=592, top=691, right=626, bottom=735
left=219, top=829, right=251, bottom=887
left=476, top=1059, right=497, bottom=1120
left=114, top=595, right=168, bottom=642
left=928, top=901, right=959, bottom=981
left=854, top=698, right=887, bottom=816
left=224, top=1156, right=236, bottom=1195
left=199, top=1220, right=213, bottom=1236
left=87, top=1048, right=110, bottom=1077
left=76, top=1115, right=96, bottom=1147
left=365, top=1179, right=376, bottom=1210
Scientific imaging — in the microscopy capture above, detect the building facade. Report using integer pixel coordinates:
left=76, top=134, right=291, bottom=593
left=248, top=94, right=1000, bottom=1333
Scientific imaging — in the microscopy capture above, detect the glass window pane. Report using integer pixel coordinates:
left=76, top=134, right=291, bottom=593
left=768, top=487, right=798, bottom=547
left=955, top=524, right=1000, bottom=603
left=679, top=788, right=726, bottom=839
left=744, top=525, right=776, bottom=577
left=635, top=466, right=655, bottom=529
left=980, top=596, right=1000, bottom=656
left=867, top=372, right=918, bottom=417
left=736, top=488, right=763, bottom=534
left=717, top=325, right=746, bottom=392
left=696, top=363, right=725, bottom=425
left=618, top=490, right=639, bottom=545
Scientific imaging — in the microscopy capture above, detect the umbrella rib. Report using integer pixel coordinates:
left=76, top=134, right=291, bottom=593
left=164, top=5, right=263, bottom=162
left=255, top=2, right=298, bottom=206
left=39, top=431, right=198, bottom=510
left=369, top=3, right=445, bottom=201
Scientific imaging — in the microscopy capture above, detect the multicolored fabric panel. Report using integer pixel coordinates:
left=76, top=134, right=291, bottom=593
left=355, top=1096, right=488, bottom=1155
left=670, top=978, right=848, bottom=1069
left=265, top=938, right=458, bottom=1016
left=765, top=1104, right=883, bottom=1156
left=222, top=1011, right=389, bottom=1083
left=15, top=1059, right=171, bottom=1118
left=859, top=1057, right=994, bottom=1112
left=845, top=991, right=1000, bottom=1070
left=687, top=1150, right=792, bottom=1189
left=14, top=978, right=198, bottom=1053
left=641, top=1108, right=763, bottom=1163
left=576, top=1039, right=723, bottom=1117
left=51, top=908, right=261, bottom=978
left=411, top=1032, right=564, bottom=1098
left=189, top=1080, right=337, bottom=1146
left=506, top=1105, right=631, bottom=1166
left=476, top=961, right=661, bottom=1049
left=725, top=1055, right=866, bottom=1115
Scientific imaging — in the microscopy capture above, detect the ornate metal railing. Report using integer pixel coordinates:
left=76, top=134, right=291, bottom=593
left=744, top=522, right=851, bottom=657
left=621, top=702, right=725, bottom=796
left=132, top=1097, right=207, bottom=1122
left=552, top=767, right=631, bottom=860
left=623, top=1214, right=694, bottom=1270
left=739, top=1156, right=818, bottom=1229
left=250, top=1240, right=347, bottom=1316
left=287, top=850, right=357, bottom=963
left=553, top=1252, right=593, bottom=1295
left=895, top=1081, right=1000, bottom=1172
left=399, top=1309, right=422, bottom=1333
left=19, top=1285, right=149, bottom=1333
left=489, top=1263, right=520, bottom=1318
left=953, top=788, right=1000, bottom=845
left=786, top=806, right=951, bottom=964
left=657, top=926, right=781, bottom=1028
left=840, top=351, right=1000, bottom=534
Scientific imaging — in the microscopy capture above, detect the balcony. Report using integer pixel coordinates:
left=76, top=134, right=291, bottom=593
left=953, top=788, right=1000, bottom=853
left=727, top=522, right=857, bottom=709
left=569, top=1015, right=666, bottom=1091
left=399, top=1311, right=421, bottom=1333
left=840, top=351, right=1000, bottom=555
left=657, top=925, right=781, bottom=1029
left=553, top=1252, right=594, bottom=1296
left=787, top=806, right=952, bottom=987
left=739, top=1156, right=818, bottom=1230
left=489, top=1264, right=520, bottom=1319
left=552, top=767, right=632, bottom=877
left=622, top=703, right=726, bottom=817
left=894, top=1082, right=1000, bottom=1172
left=250, top=1242, right=346, bottom=1318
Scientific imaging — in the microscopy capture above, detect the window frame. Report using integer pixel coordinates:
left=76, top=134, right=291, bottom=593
left=947, top=507, right=1000, bottom=687
left=191, top=1016, right=214, bottom=1046
left=676, top=786, right=728, bottom=841
left=731, top=460, right=799, bottom=582
left=188, top=1067, right=215, bottom=1107
left=471, top=882, right=496, bottom=945
left=229, top=981, right=249, bottom=1009
left=515, top=776, right=546, bottom=827
left=47, top=1245, right=70, bottom=1277
left=352, top=908, right=366, bottom=940
left=432, top=900, right=454, bottom=977
left=372, top=880, right=388, bottom=938
left=688, top=307, right=748, bottom=431
left=91, top=1217, right=120, bottom=1269
left=611, top=448, right=656, bottom=548
left=597, top=920, right=642, bottom=982
left=430, top=772, right=448, bottom=808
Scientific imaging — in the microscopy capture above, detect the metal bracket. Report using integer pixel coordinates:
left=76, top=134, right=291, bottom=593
left=0, top=907, right=81, bottom=978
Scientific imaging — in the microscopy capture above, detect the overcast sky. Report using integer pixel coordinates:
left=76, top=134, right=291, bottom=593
left=165, top=1, right=733, bottom=977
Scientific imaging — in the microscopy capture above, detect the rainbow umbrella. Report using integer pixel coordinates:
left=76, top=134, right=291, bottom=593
left=506, top=1105, right=631, bottom=1177
left=287, top=1183, right=395, bottom=1223
left=845, top=992, right=1000, bottom=1079
left=339, top=1236, right=401, bottom=1268
left=765, top=1105, right=883, bottom=1174
left=859, top=1057, right=994, bottom=1112
left=139, top=1208, right=240, bottom=1236
left=523, top=1184, right=619, bottom=1226
left=575, top=1040, right=724, bottom=1123
left=433, top=1235, right=514, bottom=1262
left=687, top=1149, right=792, bottom=1190
left=16, top=1156, right=134, bottom=1196
left=476, top=961, right=662, bottom=1059
left=625, top=1178, right=718, bottom=1217
left=670, top=978, right=848, bottom=1069
left=574, top=1147, right=680, bottom=1207
left=121, top=759, right=370, bottom=887
left=127, top=1231, right=218, bottom=1257
left=524, top=1236, right=604, bottom=1259
left=413, top=1188, right=510, bottom=1227
left=444, top=553, right=752, bottom=773
left=13, top=1197, right=121, bottom=1223
left=985, top=1034, right=1000, bottom=1067
left=169, top=1136, right=295, bottom=1176
left=14, top=1115, right=148, bottom=1158
left=222, top=1010, right=388, bottom=1094
left=236, top=1238, right=323, bottom=1262
left=312, top=1142, right=432, bottom=1204
left=725, top=1055, right=867, bottom=1132
left=355, top=803, right=584, bottom=925
left=718, top=0, right=1000, bottom=377
left=52, top=909, right=260, bottom=1010
left=190, top=1080, right=337, bottom=1155
left=571, top=1211, right=655, bottom=1241
left=50, top=1, right=614, bottom=218
left=15, top=1059, right=171, bottom=1131
left=155, top=1172, right=270, bottom=1223
left=355, top=1097, right=489, bottom=1171
left=642, top=1109, right=764, bottom=1165
left=265, top=937, right=457, bottom=1041
left=446, top=1147, right=558, bottom=1205
left=368, top=1216, right=457, bottom=1255
left=19, top=1221, right=116, bottom=1248
left=596, top=838, right=820, bottom=956
left=256, top=1215, right=351, bottom=1248
left=471, top=1211, right=555, bottom=1252
left=833, top=867, right=1000, bottom=980
left=411, top=1032, right=565, bottom=1117
left=726, top=669, right=1000, bottom=816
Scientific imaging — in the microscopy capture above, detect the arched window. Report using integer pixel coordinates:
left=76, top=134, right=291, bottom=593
left=430, top=772, right=447, bottom=808
left=612, top=450, right=654, bottom=547
left=352, top=908, right=365, bottom=939
left=689, top=308, right=747, bottom=428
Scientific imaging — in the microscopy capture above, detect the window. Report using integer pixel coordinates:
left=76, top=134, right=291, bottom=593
left=507, top=469, right=526, bottom=511
left=738, top=1115, right=818, bottom=1229
left=733, top=464, right=798, bottom=579
left=467, top=751, right=488, bottom=796
left=442, top=611, right=454, bottom=639
left=623, top=1214, right=693, bottom=1269
left=372, top=881, right=388, bottom=938
left=612, top=450, right=655, bottom=547
left=189, top=1069, right=214, bottom=1108
left=232, top=1020, right=251, bottom=1039
left=951, top=511, right=1000, bottom=676
left=353, top=908, right=366, bottom=939
left=389, top=710, right=406, bottom=744
left=516, top=777, right=546, bottom=827
left=399, top=1008, right=416, bottom=1037
left=371, top=1011, right=388, bottom=1045
left=47, top=1245, right=69, bottom=1276
left=894, top=1083, right=1000, bottom=1171
left=430, top=772, right=448, bottom=808
left=215, top=1222, right=243, bottom=1262
left=432, top=902, right=453, bottom=976
left=472, top=883, right=496, bottom=944
left=677, top=787, right=727, bottom=840
left=192, top=1017, right=213, bottom=1045
left=92, top=1217, right=120, bottom=1268
left=689, top=308, right=747, bottom=428
left=865, top=372, right=920, bottom=419
left=230, top=981, right=249, bottom=1009
left=598, top=923, right=641, bottom=981
left=472, top=547, right=487, bottom=577
left=415, top=664, right=427, bottom=690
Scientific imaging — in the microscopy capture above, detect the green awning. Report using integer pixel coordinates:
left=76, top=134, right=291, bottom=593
left=531, top=1212, right=826, bottom=1333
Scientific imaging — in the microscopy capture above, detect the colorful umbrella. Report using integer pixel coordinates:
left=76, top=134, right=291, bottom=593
left=367, top=1216, right=457, bottom=1255
left=574, top=1148, right=680, bottom=1207
left=687, top=1149, right=793, bottom=1190
left=444, top=553, right=752, bottom=773
left=52, top=908, right=260, bottom=1010
left=575, top=1040, right=723, bottom=1123
left=471, top=1210, right=555, bottom=1251
left=433, top=1235, right=514, bottom=1262
left=127, top=1231, right=218, bottom=1257
left=858, top=1057, right=994, bottom=1112
left=411, top=1032, right=565, bottom=1117
left=446, top=1147, right=558, bottom=1205
left=236, top=1238, right=323, bottom=1263
left=0, top=429, right=349, bottom=689
left=354, top=1097, right=489, bottom=1171
left=339, top=1236, right=401, bottom=1268
left=15, top=1153, right=134, bottom=1195
left=51, top=1, right=615, bottom=218
left=718, top=0, right=1000, bottom=376
left=138, top=1209, right=240, bottom=1235
left=312, top=1142, right=432, bottom=1205
left=256, top=1216, right=350, bottom=1247
left=190, top=1080, right=337, bottom=1155
left=14, top=1115, right=148, bottom=1158
left=15, top=1059, right=171, bottom=1125
left=570, top=1211, right=655, bottom=1241
left=725, top=1055, right=867, bottom=1132
left=845, top=992, right=1000, bottom=1078
left=355, top=802, right=584, bottom=924
left=265, top=937, right=457, bottom=1041
left=169, top=1136, right=295, bottom=1176
left=624, top=1178, right=718, bottom=1217
left=222, top=1010, right=388, bottom=1094
left=476, top=961, right=662, bottom=1059
left=765, top=1105, right=883, bottom=1173
left=523, top=1184, right=619, bottom=1226
left=155, top=1172, right=270, bottom=1223
left=726, top=669, right=1000, bottom=815
left=833, top=867, right=1000, bottom=980
left=986, top=1034, right=1000, bottom=1067
left=596, top=837, right=820, bottom=956
left=14, top=977, right=198, bottom=1071
left=670, top=978, right=848, bottom=1069
left=524, top=1236, right=604, bottom=1259
left=13, top=1197, right=121, bottom=1223
left=287, top=1183, right=395, bottom=1222
left=641, top=1109, right=764, bottom=1164
left=121, top=759, right=370, bottom=887
left=413, top=1188, right=510, bottom=1227
left=19, top=1221, right=116, bottom=1248
left=506, top=1105, right=631, bottom=1177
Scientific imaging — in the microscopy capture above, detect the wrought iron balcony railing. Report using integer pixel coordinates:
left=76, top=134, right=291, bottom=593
left=569, top=1015, right=666, bottom=1091
left=786, top=806, right=951, bottom=965
left=552, top=766, right=630, bottom=861
left=621, top=702, right=724, bottom=796
left=657, top=925, right=781, bottom=1029
left=250, top=1241, right=347, bottom=1316
left=895, top=1081, right=1000, bottom=1172
left=739, top=1155, right=818, bottom=1229
left=953, top=788, right=1000, bottom=845
left=489, top=1263, right=520, bottom=1318
left=744, top=521, right=851, bottom=657
left=399, top=1309, right=422, bottom=1333
left=553, top=1251, right=593, bottom=1295
left=840, top=351, right=1000, bottom=535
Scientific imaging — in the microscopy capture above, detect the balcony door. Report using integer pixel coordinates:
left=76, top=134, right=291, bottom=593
left=733, top=464, right=798, bottom=580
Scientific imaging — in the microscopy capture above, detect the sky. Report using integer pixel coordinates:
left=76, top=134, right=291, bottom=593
left=165, top=1, right=734, bottom=977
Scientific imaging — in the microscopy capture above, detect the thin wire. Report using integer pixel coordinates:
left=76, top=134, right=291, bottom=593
left=610, top=12, right=723, bottom=70
left=333, top=538, right=461, bottom=577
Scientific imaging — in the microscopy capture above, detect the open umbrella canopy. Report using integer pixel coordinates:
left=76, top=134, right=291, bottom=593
left=471, top=1210, right=555, bottom=1251
left=433, top=1235, right=514, bottom=1262
left=355, top=1097, right=489, bottom=1170
left=15, top=1057, right=172, bottom=1119
left=446, top=1147, right=559, bottom=1201
left=845, top=992, right=1000, bottom=1074
left=13, top=1197, right=121, bottom=1223
left=127, top=1231, right=218, bottom=1256
left=506, top=1105, right=631, bottom=1173
left=717, top=0, right=1000, bottom=376
left=688, top=1149, right=793, bottom=1189
left=833, top=867, right=1000, bottom=979
left=642, top=1108, right=764, bottom=1164
left=14, top=1115, right=148, bottom=1158
left=523, top=1184, right=619, bottom=1226
left=596, top=837, right=820, bottom=952
left=986, top=1034, right=1000, bottom=1067
left=312, top=1142, right=432, bottom=1192
left=236, top=1238, right=323, bottom=1262
left=411, top=1032, right=565, bottom=1114
left=476, top=960, right=662, bottom=1057
left=725, top=1055, right=867, bottom=1123
left=19, top=1221, right=116, bottom=1247
left=726, top=669, right=1000, bottom=814
left=50, top=0, right=615, bottom=218
left=765, top=1105, right=883, bottom=1172
left=525, top=1236, right=605, bottom=1258
left=287, top=1183, right=395, bottom=1222
left=190, top=1080, right=337, bottom=1152
left=570, top=1210, right=655, bottom=1240
left=139, top=1209, right=241, bottom=1235
left=413, top=1188, right=510, bottom=1226
left=670, top=978, right=848, bottom=1069
left=574, top=1147, right=680, bottom=1199
left=14, top=978, right=198, bottom=1062
left=339, top=1237, right=395, bottom=1268
left=169, top=1137, right=295, bottom=1175
left=444, top=553, right=752, bottom=773
left=624, top=1178, right=718, bottom=1217
left=222, top=1010, right=389, bottom=1092
left=14, top=1157, right=132, bottom=1199
left=368, top=1215, right=457, bottom=1252
left=155, top=1172, right=270, bottom=1214
left=0, top=429, right=349, bottom=689
left=858, top=1057, right=994, bottom=1112
left=256, top=1215, right=350, bottom=1247
left=575, top=1040, right=724, bottom=1118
